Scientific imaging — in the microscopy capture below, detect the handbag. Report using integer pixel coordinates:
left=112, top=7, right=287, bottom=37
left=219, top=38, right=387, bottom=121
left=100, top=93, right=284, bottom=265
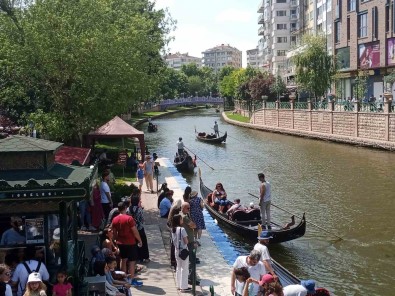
left=178, top=227, right=189, bottom=260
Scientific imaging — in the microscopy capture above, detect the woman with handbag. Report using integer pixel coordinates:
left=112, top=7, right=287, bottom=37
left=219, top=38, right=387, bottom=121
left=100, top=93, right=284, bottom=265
left=171, top=214, right=190, bottom=292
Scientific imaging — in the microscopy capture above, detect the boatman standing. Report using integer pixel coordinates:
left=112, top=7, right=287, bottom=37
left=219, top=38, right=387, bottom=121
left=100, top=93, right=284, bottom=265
left=213, top=121, right=219, bottom=137
left=258, top=173, right=271, bottom=230
left=177, top=137, right=184, bottom=156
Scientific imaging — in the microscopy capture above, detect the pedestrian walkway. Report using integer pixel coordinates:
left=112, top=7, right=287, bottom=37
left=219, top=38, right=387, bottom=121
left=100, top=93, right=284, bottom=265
left=130, top=158, right=233, bottom=296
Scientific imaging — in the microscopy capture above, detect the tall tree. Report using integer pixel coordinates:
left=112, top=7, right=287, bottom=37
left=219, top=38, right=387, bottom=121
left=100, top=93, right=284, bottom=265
left=0, top=0, right=173, bottom=143
left=292, top=35, right=335, bottom=100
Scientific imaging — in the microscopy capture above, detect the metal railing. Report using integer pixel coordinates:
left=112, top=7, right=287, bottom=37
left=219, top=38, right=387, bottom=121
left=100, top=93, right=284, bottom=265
left=294, top=102, right=308, bottom=109
left=266, top=102, right=276, bottom=109
left=312, top=102, right=328, bottom=110
left=280, top=102, right=291, bottom=109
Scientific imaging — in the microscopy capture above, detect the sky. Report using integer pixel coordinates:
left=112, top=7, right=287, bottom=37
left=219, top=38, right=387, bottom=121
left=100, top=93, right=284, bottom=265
left=154, top=0, right=260, bottom=67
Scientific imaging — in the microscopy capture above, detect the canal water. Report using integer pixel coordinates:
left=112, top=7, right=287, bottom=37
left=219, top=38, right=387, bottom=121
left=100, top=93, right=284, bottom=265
left=143, top=109, right=395, bottom=296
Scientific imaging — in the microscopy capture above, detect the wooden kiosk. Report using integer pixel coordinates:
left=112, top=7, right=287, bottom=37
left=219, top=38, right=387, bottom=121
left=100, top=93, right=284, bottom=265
left=0, top=135, right=97, bottom=295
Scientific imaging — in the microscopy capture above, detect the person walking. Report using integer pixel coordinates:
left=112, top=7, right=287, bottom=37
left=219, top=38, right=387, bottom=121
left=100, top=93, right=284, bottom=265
left=258, top=173, right=271, bottom=230
left=100, top=171, right=114, bottom=220
left=213, top=121, right=219, bottom=137
left=111, top=202, right=143, bottom=287
left=189, top=191, right=205, bottom=245
left=136, top=163, right=144, bottom=192
left=171, top=214, right=190, bottom=292
left=143, top=155, right=154, bottom=193
left=177, top=137, right=185, bottom=156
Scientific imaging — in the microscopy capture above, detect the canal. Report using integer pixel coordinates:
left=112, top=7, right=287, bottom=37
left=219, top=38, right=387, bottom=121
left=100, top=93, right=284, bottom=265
left=143, top=109, right=395, bottom=296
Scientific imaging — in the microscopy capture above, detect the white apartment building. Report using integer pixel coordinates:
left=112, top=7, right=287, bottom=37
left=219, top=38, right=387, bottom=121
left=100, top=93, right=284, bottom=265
left=257, top=0, right=294, bottom=75
left=164, top=52, right=201, bottom=70
left=257, top=0, right=332, bottom=80
left=202, top=44, right=242, bottom=72
left=247, top=47, right=260, bottom=68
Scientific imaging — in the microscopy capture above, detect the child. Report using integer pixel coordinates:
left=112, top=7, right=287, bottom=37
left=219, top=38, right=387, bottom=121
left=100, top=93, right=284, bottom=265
left=23, top=272, right=47, bottom=296
left=52, top=270, right=72, bottom=296
left=136, top=164, right=144, bottom=191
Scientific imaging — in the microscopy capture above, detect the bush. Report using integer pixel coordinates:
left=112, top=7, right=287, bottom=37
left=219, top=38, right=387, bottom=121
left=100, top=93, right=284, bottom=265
left=112, top=183, right=137, bottom=204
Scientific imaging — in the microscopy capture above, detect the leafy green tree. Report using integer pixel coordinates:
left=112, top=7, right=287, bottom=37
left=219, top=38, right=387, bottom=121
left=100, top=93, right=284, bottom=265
left=270, top=75, right=287, bottom=101
left=353, top=70, right=369, bottom=101
left=181, top=63, right=201, bottom=77
left=187, top=75, right=205, bottom=96
left=218, top=66, right=236, bottom=81
left=0, top=0, right=173, bottom=143
left=292, top=35, right=335, bottom=100
left=158, top=68, right=188, bottom=99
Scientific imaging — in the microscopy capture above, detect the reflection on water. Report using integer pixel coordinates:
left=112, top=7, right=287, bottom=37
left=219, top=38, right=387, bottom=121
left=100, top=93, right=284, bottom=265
left=145, top=109, right=395, bottom=296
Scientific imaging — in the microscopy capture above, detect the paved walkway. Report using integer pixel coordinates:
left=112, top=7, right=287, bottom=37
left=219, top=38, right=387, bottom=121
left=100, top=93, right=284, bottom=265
left=131, top=158, right=233, bottom=296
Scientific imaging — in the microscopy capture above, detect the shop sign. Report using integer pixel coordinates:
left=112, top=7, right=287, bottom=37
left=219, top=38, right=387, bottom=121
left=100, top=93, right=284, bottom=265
left=0, top=188, right=87, bottom=200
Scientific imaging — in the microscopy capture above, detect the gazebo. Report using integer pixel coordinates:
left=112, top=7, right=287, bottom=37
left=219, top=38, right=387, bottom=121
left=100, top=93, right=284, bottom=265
left=87, top=116, right=146, bottom=160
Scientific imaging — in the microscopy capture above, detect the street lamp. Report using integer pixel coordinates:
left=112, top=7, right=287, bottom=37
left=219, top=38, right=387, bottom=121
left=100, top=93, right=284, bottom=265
left=195, top=91, right=198, bottom=98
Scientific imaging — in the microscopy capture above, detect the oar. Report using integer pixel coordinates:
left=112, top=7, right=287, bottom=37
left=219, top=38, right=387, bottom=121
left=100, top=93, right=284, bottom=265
left=248, top=192, right=343, bottom=240
left=184, top=146, right=215, bottom=170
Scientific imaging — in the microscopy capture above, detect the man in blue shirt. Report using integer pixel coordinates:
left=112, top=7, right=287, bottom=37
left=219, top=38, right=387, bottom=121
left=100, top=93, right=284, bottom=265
left=0, top=216, right=25, bottom=245
left=159, top=190, right=174, bottom=218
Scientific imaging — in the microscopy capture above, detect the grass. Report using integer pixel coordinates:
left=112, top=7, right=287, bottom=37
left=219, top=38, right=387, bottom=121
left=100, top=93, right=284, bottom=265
left=225, top=112, right=251, bottom=123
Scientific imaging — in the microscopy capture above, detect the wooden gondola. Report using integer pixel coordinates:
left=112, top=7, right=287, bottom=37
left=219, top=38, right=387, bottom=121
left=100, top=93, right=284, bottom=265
left=147, top=123, right=158, bottom=132
left=173, top=150, right=196, bottom=173
left=195, top=131, right=227, bottom=144
left=199, top=175, right=306, bottom=243
left=215, top=108, right=220, bottom=113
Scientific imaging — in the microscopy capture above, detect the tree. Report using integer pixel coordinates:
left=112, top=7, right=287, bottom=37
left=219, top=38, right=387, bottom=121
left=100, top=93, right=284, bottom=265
left=292, top=35, right=335, bottom=100
left=248, top=73, right=275, bottom=101
left=270, top=75, right=287, bottom=101
left=157, top=68, right=188, bottom=99
left=181, top=63, right=201, bottom=77
left=187, top=75, right=205, bottom=96
left=353, top=70, right=369, bottom=101
left=0, top=0, right=173, bottom=143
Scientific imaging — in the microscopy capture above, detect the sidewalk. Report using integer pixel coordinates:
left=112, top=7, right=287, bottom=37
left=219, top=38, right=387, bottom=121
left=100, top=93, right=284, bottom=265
left=129, top=158, right=233, bottom=296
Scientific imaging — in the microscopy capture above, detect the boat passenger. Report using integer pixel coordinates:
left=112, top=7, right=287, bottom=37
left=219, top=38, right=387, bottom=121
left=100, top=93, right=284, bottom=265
left=243, top=273, right=277, bottom=296
left=283, top=279, right=316, bottom=296
left=177, top=137, right=184, bottom=156
left=226, top=199, right=245, bottom=217
left=211, top=182, right=229, bottom=213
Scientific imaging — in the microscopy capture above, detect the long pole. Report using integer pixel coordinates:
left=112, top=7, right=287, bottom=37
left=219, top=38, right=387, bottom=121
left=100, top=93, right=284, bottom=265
left=248, top=193, right=343, bottom=240
left=211, top=127, right=243, bottom=143
left=184, top=146, right=215, bottom=170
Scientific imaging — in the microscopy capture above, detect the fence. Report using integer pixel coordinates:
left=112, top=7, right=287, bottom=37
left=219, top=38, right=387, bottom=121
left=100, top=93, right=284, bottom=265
left=233, top=99, right=395, bottom=147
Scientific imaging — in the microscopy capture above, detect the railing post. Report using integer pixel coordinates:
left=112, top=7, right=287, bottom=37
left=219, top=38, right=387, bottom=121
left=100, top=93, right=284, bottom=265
left=354, top=102, right=359, bottom=137
left=290, top=99, right=294, bottom=129
left=329, top=100, right=334, bottom=134
left=384, top=100, right=391, bottom=141
left=308, top=101, right=312, bottom=131
left=276, top=100, right=280, bottom=127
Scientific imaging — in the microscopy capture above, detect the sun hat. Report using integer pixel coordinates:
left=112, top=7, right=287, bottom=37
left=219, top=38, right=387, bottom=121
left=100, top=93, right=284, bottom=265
left=259, top=274, right=275, bottom=286
left=301, top=279, right=316, bottom=293
left=27, top=272, right=42, bottom=283
left=249, top=202, right=254, bottom=207
left=53, top=228, right=60, bottom=240
left=257, top=231, right=273, bottom=240
left=190, top=191, right=198, bottom=198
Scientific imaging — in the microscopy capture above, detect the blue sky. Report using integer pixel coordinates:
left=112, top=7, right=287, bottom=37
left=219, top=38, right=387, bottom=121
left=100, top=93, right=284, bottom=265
left=154, top=0, right=259, bottom=67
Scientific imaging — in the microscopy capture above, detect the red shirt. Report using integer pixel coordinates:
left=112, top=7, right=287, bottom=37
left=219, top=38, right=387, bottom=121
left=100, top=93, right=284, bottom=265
left=53, top=283, right=73, bottom=296
left=111, top=214, right=136, bottom=245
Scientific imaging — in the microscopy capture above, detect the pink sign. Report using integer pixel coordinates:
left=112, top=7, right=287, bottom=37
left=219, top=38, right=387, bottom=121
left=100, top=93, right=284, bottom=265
left=388, top=38, right=395, bottom=65
left=358, top=42, right=380, bottom=68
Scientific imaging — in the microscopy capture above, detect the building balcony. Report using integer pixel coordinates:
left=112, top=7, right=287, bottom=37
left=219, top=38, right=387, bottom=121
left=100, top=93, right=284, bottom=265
left=258, top=26, right=265, bottom=35
left=257, top=0, right=264, bottom=12
left=258, top=14, right=265, bottom=24
left=290, top=0, right=298, bottom=7
left=290, top=14, right=299, bottom=20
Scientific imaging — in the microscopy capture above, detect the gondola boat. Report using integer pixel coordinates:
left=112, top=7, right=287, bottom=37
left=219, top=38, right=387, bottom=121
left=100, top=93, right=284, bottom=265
left=215, top=108, right=220, bottom=113
left=199, top=175, right=306, bottom=243
left=147, top=123, right=158, bottom=132
left=173, top=151, right=196, bottom=173
left=195, top=131, right=227, bottom=144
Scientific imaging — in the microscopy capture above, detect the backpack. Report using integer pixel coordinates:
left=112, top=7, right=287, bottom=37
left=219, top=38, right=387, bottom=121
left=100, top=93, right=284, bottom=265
left=20, top=261, right=42, bottom=293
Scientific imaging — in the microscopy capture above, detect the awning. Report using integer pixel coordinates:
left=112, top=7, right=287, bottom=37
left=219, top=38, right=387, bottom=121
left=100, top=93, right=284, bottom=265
left=55, top=146, right=91, bottom=165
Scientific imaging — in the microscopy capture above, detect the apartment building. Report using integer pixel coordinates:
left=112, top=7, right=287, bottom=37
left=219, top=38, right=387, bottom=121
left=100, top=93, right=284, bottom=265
left=247, top=47, right=260, bottom=68
left=164, top=52, right=201, bottom=70
left=334, top=0, right=393, bottom=99
left=257, top=0, right=332, bottom=81
left=202, top=44, right=242, bottom=72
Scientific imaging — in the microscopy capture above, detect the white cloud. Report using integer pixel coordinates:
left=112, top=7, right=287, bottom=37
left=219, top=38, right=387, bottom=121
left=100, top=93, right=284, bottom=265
left=215, top=8, right=253, bottom=23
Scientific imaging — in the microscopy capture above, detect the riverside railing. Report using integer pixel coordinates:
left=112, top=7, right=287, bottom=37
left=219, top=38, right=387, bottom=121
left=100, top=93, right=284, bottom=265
left=235, top=99, right=394, bottom=114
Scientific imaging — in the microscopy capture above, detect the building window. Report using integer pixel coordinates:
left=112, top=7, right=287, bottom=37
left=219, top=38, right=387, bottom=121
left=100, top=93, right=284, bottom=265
left=335, top=21, right=341, bottom=43
left=348, top=0, right=356, bottom=11
left=347, top=17, right=350, bottom=40
left=277, top=50, right=286, bottom=56
left=277, top=37, right=288, bottom=43
left=276, top=10, right=287, bottom=16
left=358, top=12, right=368, bottom=37
left=277, top=24, right=287, bottom=30
left=386, top=4, right=390, bottom=32
left=372, top=7, right=378, bottom=39
left=277, top=0, right=287, bottom=2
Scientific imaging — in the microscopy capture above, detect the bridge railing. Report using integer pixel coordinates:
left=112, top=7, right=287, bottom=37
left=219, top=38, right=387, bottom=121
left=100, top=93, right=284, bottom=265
left=159, top=97, right=224, bottom=107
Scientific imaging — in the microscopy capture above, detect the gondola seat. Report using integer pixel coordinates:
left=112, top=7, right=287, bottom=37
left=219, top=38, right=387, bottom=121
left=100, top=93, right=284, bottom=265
left=198, top=132, right=206, bottom=137
left=206, top=193, right=220, bottom=211
left=232, top=208, right=261, bottom=222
